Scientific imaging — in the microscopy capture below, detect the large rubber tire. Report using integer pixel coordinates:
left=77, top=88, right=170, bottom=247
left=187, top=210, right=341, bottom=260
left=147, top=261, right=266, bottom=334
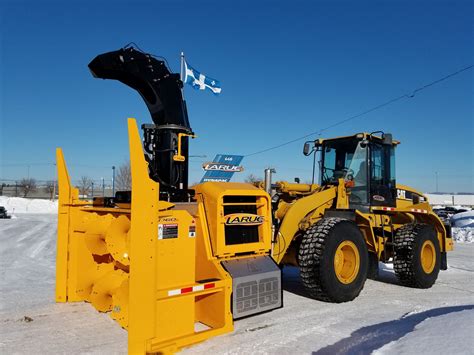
left=297, top=217, right=368, bottom=303
left=393, top=223, right=440, bottom=288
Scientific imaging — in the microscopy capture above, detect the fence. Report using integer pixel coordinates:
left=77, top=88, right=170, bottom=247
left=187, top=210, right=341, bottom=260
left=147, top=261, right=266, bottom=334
left=0, top=180, right=117, bottom=199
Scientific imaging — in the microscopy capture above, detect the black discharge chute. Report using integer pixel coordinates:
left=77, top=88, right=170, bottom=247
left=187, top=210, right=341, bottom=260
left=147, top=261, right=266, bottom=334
left=88, top=46, right=193, bottom=202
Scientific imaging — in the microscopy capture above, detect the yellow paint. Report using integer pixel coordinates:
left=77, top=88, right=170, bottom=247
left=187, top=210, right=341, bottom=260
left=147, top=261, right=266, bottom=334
left=421, top=240, right=436, bottom=274
left=334, top=241, right=360, bottom=284
left=194, top=182, right=272, bottom=258
left=173, top=133, right=196, bottom=162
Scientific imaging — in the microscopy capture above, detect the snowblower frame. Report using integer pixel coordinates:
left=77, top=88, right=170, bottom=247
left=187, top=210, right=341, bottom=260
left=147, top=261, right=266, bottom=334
left=56, top=119, right=235, bottom=354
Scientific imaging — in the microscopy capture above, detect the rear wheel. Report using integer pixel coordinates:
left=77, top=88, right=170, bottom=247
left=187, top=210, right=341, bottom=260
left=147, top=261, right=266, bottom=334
left=298, top=217, right=368, bottom=302
left=393, top=223, right=440, bottom=288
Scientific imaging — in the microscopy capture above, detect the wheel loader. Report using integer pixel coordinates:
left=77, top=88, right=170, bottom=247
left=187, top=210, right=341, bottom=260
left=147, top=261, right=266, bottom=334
left=268, top=132, right=453, bottom=302
left=55, top=46, right=452, bottom=354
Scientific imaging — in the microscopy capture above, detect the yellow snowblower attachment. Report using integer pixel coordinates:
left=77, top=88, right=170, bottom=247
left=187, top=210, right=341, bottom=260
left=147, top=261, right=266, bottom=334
left=56, top=118, right=281, bottom=353
left=55, top=118, right=237, bottom=353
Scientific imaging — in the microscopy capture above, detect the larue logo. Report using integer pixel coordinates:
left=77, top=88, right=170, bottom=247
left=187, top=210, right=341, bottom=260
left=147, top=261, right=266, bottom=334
left=202, top=162, right=244, bottom=172
left=224, top=213, right=264, bottom=226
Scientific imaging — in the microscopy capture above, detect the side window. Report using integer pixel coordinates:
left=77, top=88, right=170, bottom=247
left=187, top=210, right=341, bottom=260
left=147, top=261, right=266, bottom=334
left=370, top=143, right=396, bottom=206
left=371, top=144, right=385, bottom=184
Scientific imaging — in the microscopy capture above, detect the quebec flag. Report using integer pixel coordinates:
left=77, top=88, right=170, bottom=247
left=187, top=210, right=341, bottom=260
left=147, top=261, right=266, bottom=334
left=184, top=60, right=222, bottom=95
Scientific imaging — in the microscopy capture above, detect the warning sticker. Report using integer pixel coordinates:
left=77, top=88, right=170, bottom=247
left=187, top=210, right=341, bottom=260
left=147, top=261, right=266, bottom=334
left=158, top=224, right=178, bottom=240
left=189, top=225, right=196, bottom=238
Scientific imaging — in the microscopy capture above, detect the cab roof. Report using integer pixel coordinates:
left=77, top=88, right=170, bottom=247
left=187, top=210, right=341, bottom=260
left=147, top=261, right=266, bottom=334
left=316, top=132, right=400, bottom=145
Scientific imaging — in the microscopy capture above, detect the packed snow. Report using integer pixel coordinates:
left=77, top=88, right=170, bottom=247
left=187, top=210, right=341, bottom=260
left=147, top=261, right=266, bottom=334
left=0, top=213, right=473, bottom=354
left=374, top=308, right=474, bottom=355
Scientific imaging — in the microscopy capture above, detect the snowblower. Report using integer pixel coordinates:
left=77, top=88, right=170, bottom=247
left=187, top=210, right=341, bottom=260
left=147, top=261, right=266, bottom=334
left=55, top=46, right=281, bottom=354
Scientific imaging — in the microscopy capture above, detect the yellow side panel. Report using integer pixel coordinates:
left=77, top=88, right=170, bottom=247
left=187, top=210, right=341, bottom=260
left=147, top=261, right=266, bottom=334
left=154, top=297, right=195, bottom=343
left=127, top=118, right=159, bottom=354
left=55, top=148, right=71, bottom=302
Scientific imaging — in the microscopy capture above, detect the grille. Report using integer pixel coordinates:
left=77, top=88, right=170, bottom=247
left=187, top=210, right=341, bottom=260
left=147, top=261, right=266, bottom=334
left=223, top=201, right=259, bottom=245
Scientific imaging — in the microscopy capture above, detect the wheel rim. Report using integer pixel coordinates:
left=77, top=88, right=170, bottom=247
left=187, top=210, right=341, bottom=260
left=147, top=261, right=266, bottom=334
left=421, top=240, right=436, bottom=274
left=334, top=241, right=360, bottom=284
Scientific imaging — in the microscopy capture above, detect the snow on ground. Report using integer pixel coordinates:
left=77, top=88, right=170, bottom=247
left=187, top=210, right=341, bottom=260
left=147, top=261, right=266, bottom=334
left=374, top=308, right=474, bottom=355
left=1, top=214, right=473, bottom=354
left=0, top=196, right=58, bottom=214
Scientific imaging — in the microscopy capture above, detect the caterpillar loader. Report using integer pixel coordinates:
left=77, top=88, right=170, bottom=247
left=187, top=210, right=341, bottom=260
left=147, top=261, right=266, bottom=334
left=268, top=132, right=453, bottom=302
left=55, top=45, right=452, bottom=354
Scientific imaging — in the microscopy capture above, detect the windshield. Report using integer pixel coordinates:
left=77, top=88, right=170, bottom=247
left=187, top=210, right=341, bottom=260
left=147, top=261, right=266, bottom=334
left=322, top=139, right=367, bottom=184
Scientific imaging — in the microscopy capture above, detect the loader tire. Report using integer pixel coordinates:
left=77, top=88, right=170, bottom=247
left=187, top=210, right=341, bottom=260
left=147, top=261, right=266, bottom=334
left=298, top=217, right=368, bottom=303
left=393, top=223, right=440, bottom=288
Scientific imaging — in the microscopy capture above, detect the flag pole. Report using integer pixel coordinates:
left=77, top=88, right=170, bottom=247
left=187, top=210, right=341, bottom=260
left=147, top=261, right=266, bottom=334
left=180, top=51, right=185, bottom=97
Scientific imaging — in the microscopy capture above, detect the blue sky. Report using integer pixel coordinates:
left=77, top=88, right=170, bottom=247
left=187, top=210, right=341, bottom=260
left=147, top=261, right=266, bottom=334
left=0, top=0, right=473, bottom=193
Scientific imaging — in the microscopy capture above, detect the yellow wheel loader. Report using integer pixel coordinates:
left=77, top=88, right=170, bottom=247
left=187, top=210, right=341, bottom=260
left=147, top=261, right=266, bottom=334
left=268, top=132, right=453, bottom=302
left=55, top=46, right=452, bottom=353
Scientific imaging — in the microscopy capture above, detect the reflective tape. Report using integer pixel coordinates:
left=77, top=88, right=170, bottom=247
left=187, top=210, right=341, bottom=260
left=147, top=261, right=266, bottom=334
left=410, top=208, right=428, bottom=213
left=167, top=283, right=215, bottom=297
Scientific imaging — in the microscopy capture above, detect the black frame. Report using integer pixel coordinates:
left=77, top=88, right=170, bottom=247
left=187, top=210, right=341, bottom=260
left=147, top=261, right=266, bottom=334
left=319, top=137, right=397, bottom=208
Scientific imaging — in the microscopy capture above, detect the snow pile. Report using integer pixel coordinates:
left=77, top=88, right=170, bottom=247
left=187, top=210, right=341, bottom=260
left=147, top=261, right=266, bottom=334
left=0, top=196, right=58, bottom=214
left=452, top=228, right=474, bottom=243
left=450, top=211, right=474, bottom=243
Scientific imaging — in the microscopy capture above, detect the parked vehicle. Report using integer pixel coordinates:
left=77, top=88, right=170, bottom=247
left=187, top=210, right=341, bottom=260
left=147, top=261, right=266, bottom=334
left=0, top=206, right=11, bottom=219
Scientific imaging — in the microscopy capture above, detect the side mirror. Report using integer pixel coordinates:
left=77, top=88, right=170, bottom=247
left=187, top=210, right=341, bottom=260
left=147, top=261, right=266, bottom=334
left=382, top=133, right=393, bottom=145
left=303, top=142, right=312, bottom=156
left=294, top=177, right=300, bottom=183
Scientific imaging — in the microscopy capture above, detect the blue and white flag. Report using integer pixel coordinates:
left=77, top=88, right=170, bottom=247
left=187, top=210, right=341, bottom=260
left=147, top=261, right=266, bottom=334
left=184, top=60, right=222, bottom=95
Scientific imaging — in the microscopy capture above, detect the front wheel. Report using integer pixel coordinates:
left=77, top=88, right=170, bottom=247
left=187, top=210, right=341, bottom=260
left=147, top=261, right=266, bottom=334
left=298, top=217, right=368, bottom=303
left=393, top=223, right=441, bottom=288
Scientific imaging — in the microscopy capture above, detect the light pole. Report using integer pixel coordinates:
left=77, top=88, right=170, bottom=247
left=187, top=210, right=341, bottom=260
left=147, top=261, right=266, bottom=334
left=91, top=181, right=94, bottom=199
left=101, top=177, right=105, bottom=197
left=112, top=166, right=116, bottom=197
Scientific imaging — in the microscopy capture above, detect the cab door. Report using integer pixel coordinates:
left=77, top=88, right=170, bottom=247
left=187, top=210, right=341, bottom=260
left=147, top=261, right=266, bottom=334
left=369, top=142, right=396, bottom=207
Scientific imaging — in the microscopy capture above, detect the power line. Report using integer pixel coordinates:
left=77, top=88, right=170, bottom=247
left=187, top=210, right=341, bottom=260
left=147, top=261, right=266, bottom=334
left=245, top=64, right=473, bottom=157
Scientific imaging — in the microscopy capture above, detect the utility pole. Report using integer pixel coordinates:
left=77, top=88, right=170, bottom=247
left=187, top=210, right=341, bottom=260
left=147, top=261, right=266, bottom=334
left=52, top=162, right=57, bottom=201
left=91, top=181, right=94, bottom=199
left=112, top=166, right=116, bottom=197
left=101, top=177, right=105, bottom=197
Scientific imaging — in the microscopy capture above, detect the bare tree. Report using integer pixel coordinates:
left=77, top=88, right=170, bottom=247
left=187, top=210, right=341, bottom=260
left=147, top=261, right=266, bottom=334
left=78, top=176, right=93, bottom=197
left=19, top=178, right=37, bottom=198
left=116, top=161, right=132, bottom=191
left=244, top=174, right=261, bottom=184
left=44, top=180, right=56, bottom=199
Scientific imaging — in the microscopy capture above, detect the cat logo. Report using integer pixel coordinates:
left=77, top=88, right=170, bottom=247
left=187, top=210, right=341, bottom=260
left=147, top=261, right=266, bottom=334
left=202, top=162, right=244, bottom=172
left=224, top=213, right=264, bottom=226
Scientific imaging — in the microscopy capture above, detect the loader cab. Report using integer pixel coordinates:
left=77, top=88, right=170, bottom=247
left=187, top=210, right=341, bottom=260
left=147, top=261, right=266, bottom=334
left=314, top=132, right=397, bottom=209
